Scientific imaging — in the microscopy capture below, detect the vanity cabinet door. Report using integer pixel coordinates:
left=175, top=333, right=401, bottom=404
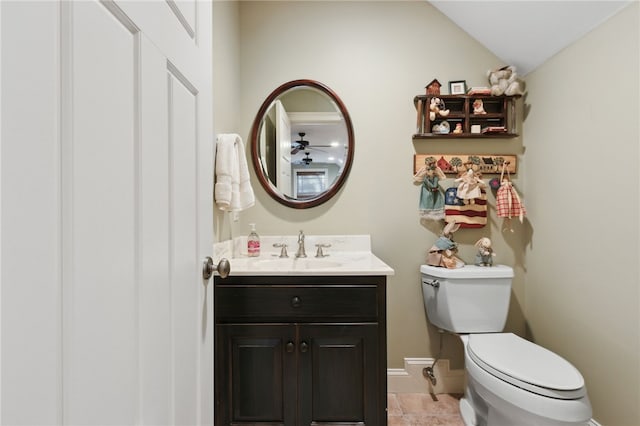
left=216, top=323, right=382, bottom=426
left=298, top=324, right=380, bottom=425
left=216, top=324, right=297, bottom=426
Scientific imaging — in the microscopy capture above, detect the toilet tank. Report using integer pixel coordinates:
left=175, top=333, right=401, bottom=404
left=421, top=265, right=514, bottom=333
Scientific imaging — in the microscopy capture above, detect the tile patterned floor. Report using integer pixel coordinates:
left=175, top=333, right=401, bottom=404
left=388, top=393, right=465, bottom=426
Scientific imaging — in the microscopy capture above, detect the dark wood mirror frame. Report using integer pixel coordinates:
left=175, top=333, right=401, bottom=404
left=250, top=79, right=354, bottom=209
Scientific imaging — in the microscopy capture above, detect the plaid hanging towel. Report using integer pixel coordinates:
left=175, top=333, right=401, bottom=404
left=496, top=164, right=526, bottom=223
left=496, top=181, right=526, bottom=221
left=444, top=187, right=487, bottom=228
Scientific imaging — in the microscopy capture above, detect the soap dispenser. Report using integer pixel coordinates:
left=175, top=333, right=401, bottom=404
left=247, top=223, right=260, bottom=257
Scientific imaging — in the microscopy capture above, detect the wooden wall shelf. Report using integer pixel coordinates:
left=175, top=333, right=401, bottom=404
left=413, top=132, right=518, bottom=139
left=413, top=94, right=519, bottom=139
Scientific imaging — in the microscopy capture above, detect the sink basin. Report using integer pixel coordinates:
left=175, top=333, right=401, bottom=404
left=254, top=257, right=343, bottom=270
left=298, top=258, right=343, bottom=269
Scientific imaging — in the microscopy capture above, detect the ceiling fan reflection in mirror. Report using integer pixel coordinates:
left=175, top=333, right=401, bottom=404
left=301, top=152, right=313, bottom=165
left=291, top=132, right=330, bottom=155
left=292, top=152, right=313, bottom=166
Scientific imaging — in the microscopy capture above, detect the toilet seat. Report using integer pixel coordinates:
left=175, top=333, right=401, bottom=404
left=467, top=333, right=586, bottom=399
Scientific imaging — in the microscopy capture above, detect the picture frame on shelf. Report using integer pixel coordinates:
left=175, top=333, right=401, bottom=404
left=449, top=80, right=467, bottom=95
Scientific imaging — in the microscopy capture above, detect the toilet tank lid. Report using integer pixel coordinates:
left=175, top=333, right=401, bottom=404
left=420, top=264, right=514, bottom=279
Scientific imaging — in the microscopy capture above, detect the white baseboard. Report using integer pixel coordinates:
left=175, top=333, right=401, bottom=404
left=387, top=357, right=465, bottom=394
left=588, top=420, right=602, bottom=426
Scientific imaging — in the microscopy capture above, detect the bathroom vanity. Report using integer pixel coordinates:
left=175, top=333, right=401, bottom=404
left=213, top=235, right=393, bottom=426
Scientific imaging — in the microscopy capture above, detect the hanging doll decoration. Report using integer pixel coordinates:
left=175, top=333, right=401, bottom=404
left=444, top=164, right=488, bottom=228
left=455, top=168, right=485, bottom=204
left=413, top=158, right=446, bottom=220
left=496, top=162, right=526, bottom=231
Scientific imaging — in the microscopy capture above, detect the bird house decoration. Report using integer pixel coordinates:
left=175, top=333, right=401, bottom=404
left=425, top=79, right=441, bottom=95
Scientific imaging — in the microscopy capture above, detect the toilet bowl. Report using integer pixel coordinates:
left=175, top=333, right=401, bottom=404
left=420, top=264, right=592, bottom=426
left=461, top=333, right=591, bottom=426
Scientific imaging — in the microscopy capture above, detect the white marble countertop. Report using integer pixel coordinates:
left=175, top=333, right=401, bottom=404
left=213, top=235, right=394, bottom=277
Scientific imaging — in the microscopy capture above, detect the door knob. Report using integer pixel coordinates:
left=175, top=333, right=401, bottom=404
left=202, top=257, right=230, bottom=279
left=286, top=341, right=295, bottom=353
left=300, top=341, right=309, bottom=353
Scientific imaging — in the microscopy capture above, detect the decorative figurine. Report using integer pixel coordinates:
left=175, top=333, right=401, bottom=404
left=432, top=121, right=450, bottom=134
left=426, top=223, right=464, bottom=269
left=487, top=65, right=523, bottom=96
left=474, top=237, right=496, bottom=266
left=429, top=97, right=450, bottom=120
left=453, top=123, right=463, bottom=134
left=426, top=79, right=442, bottom=95
left=473, top=99, right=486, bottom=114
left=455, top=168, right=486, bottom=204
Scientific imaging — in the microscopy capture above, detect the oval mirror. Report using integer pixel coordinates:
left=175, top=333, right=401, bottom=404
left=250, top=79, right=354, bottom=208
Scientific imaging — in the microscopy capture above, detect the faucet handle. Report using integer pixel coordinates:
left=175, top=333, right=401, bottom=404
left=273, top=243, right=289, bottom=258
left=315, top=243, right=331, bottom=258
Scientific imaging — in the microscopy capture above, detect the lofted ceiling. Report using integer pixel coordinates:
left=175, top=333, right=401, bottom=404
left=428, top=0, right=633, bottom=76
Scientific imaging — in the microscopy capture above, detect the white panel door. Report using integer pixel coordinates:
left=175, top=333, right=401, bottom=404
left=275, top=100, right=293, bottom=197
left=1, top=1, right=213, bottom=425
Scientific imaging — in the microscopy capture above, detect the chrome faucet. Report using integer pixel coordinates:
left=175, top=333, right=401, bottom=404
left=295, top=230, right=307, bottom=258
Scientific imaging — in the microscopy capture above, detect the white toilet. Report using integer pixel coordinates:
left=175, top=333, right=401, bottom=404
left=421, top=264, right=592, bottom=426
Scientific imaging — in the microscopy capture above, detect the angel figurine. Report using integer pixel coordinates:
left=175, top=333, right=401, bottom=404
left=455, top=168, right=486, bottom=204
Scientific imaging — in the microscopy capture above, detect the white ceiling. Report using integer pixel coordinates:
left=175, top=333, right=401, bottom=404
left=428, top=1, right=632, bottom=76
left=290, top=1, right=634, bottom=165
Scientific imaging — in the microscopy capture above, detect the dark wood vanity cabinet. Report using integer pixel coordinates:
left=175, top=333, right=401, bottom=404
left=215, top=275, right=387, bottom=426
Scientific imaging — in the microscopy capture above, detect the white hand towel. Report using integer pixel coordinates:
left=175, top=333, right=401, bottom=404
left=215, top=133, right=255, bottom=211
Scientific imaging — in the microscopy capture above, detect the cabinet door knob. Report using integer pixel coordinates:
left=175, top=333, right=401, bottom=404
left=291, top=296, right=301, bottom=308
left=286, top=341, right=295, bottom=353
left=300, top=341, right=309, bottom=353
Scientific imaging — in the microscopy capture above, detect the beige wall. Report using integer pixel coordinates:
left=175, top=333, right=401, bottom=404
left=212, top=1, right=240, bottom=133
left=212, top=1, right=640, bottom=425
left=524, top=3, right=639, bottom=425
left=212, top=1, right=241, bottom=240
left=231, top=0, right=528, bottom=369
